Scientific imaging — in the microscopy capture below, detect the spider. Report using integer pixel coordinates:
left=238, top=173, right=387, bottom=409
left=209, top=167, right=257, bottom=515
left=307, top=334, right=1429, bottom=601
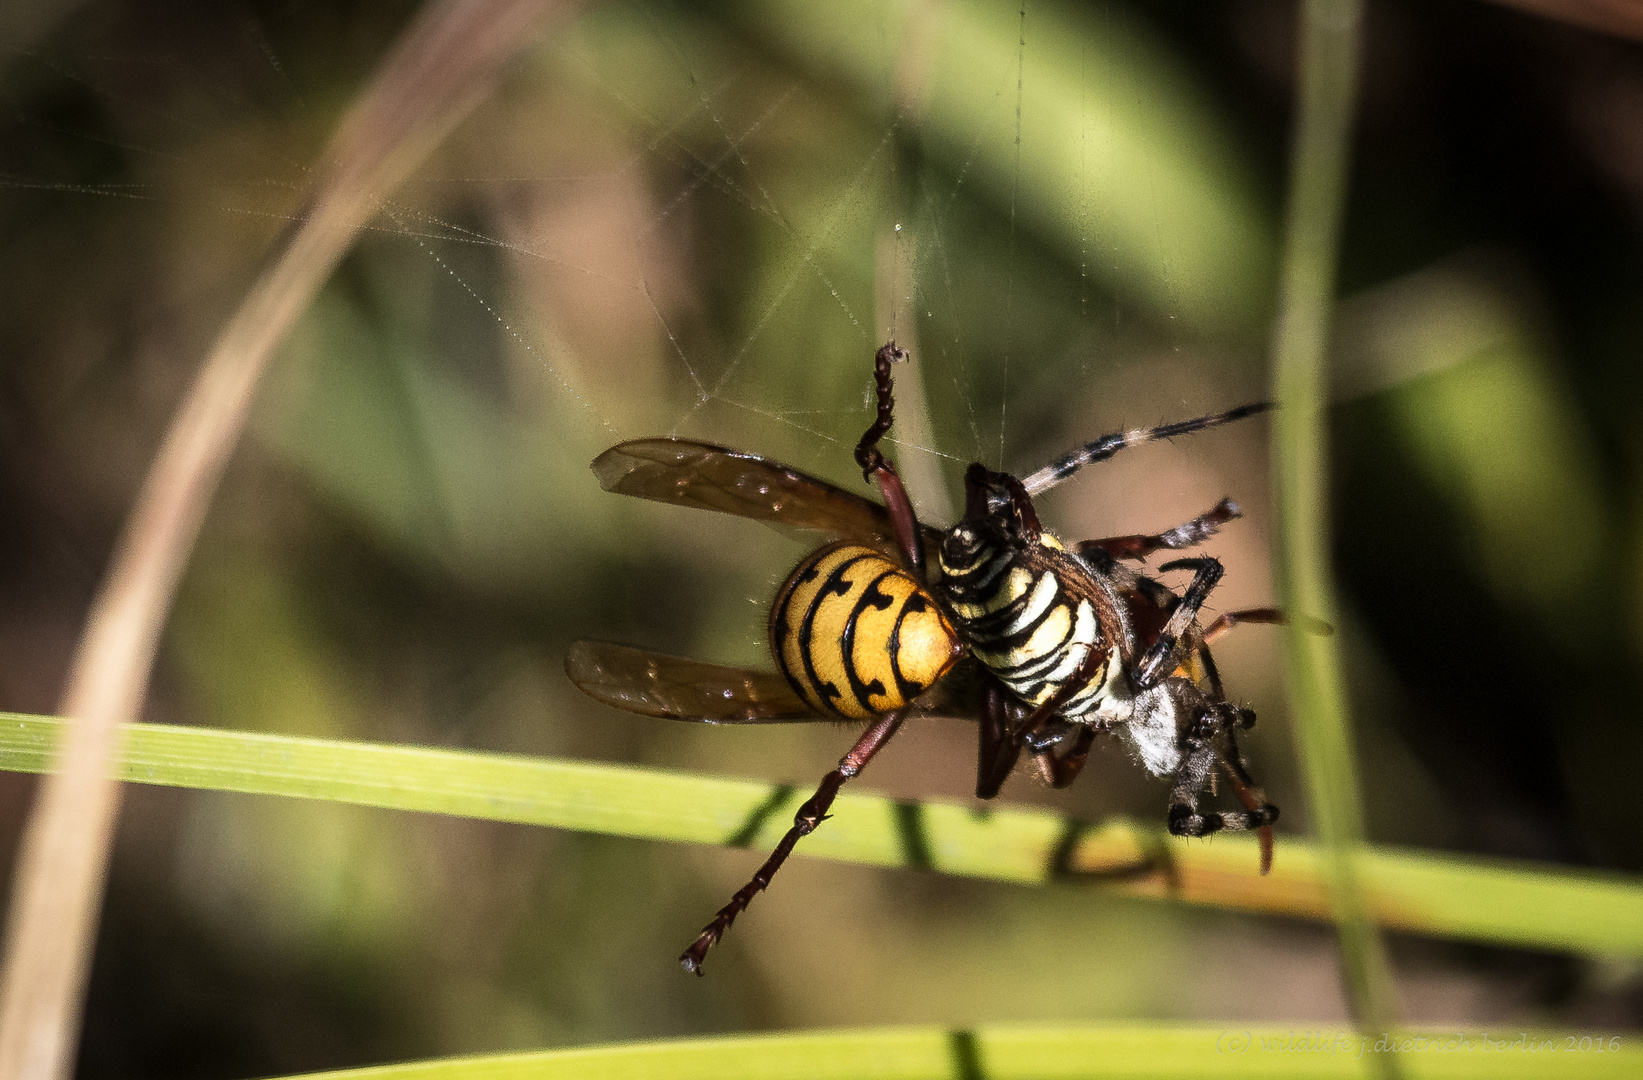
left=567, top=343, right=1292, bottom=973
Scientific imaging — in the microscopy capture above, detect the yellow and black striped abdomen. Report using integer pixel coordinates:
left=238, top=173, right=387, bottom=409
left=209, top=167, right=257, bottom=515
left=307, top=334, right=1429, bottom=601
left=770, top=542, right=959, bottom=720
left=939, top=526, right=1117, bottom=721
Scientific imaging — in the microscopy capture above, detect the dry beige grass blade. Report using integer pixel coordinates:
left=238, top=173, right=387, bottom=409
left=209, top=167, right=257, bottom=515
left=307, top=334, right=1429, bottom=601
left=0, top=2, right=580, bottom=1079
left=1485, top=0, right=1643, bottom=41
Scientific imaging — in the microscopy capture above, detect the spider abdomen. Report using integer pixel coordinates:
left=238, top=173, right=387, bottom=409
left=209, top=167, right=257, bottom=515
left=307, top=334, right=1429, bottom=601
left=940, top=531, right=1130, bottom=722
left=770, top=542, right=960, bottom=721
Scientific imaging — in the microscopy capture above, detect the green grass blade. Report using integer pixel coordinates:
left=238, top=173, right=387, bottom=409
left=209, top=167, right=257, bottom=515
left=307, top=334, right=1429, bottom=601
left=267, top=1024, right=1640, bottom=1080
left=1270, top=0, right=1398, bottom=1045
left=0, top=714, right=1638, bottom=957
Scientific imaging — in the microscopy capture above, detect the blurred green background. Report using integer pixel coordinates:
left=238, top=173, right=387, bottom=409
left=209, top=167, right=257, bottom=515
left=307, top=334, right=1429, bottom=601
left=0, top=0, right=1640, bottom=1076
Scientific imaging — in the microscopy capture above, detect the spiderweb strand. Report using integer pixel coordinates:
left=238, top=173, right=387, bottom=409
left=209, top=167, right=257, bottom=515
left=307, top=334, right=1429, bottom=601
left=386, top=208, right=619, bottom=436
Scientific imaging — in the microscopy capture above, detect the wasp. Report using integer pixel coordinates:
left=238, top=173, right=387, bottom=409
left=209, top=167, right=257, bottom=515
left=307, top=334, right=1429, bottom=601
left=567, top=344, right=1291, bottom=974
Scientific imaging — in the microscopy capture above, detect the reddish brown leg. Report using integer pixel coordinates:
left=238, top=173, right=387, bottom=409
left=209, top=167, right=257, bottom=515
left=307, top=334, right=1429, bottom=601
left=1007, top=647, right=1107, bottom=791
left=1078, top=498, right=1241, bottom=562
left=1201, top=607, right=1333, bottom=644
left=854, top=343, right=925, bottom=575
left=1215, top=716, right=1277, bottom=875
left=1227, top=768, right=1276, bottom=875
left=1195, top=638, right=1227, bottom=699
left=1031, top=726, right=1098, bottom=788
left=1012, top=644, right=1109, bottom=750
left=975, top=679, right=1022, bottom=799
left=1201, top=607, right=1282, bottom=644
left=680, top=711, right=906, bottom=975
left=870, top=461, right=923, bottom=574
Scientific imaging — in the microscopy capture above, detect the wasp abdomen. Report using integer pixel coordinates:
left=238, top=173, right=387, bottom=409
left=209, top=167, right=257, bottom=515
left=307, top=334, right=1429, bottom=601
left=771, top=542, right=959, bottom=720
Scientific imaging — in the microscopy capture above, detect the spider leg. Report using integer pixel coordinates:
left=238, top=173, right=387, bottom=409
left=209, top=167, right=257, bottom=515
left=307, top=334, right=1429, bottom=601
left=1133, top=557, right=1224, bottom=689
left=680, top=710, right=906, bottom=975
left=1030, top=725, right=1098, bottom=789
left=854, top=342, right=924, bottom=575
left=1164, top=698, right=1278, bottom=865
left=981, top=643, right=1112, bottom=791
left=1218, top=723, right=1276, bottom=873
left=975, top=677, right=1023, bottom=799
left=1201, top=607, right=1334, bottom=644
left=1011, top=642, right=1110, bottom=749
left=1020, top=404, right=1272, bottom=496
left=1191, top=631, right=1226, bottom=699
left=1075, top=497, right=1241, bottom=562
left=1168, top=769, right=1278, bottom=837
left=962, top=463, right=1042, bottom=540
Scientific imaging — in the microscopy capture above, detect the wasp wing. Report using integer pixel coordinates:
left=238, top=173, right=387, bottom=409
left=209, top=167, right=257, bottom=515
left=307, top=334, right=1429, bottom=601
left=565, top=641, right=821, bottom=723
left=592, top=438, right=942, bottom=553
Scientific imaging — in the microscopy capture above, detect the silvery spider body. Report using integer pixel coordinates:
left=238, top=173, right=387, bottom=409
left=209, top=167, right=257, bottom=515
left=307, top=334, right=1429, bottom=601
left=939, top=450, right=1279, bottom=849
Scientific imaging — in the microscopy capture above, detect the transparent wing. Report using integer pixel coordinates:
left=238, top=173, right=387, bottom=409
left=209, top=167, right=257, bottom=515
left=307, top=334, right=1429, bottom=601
left=592, top=438, right=942, bottom=553
left=565, top=641, right=820, bottom=723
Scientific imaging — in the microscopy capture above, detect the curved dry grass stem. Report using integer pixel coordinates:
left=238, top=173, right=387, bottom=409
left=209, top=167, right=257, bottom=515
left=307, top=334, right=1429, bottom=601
left=0, top=3, right=577, bottom=1078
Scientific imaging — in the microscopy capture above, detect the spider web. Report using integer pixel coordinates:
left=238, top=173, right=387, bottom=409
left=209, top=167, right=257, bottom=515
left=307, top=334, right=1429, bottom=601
left=0, top=0, right=1293, bottom=673
left=9, top=4, right=1625, bottom=1049
left=0, top=0, right=1288, bottom=717
left=0, top=0, right=1349, bottom=1051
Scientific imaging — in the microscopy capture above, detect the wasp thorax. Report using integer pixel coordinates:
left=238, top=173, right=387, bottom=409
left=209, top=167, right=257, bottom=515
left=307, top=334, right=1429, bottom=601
left=769, top=542, right=959, bottom=721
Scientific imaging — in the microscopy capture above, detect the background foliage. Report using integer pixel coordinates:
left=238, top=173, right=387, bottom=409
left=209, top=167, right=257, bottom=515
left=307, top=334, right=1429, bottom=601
left=0, top=0, right=1640, bottom=1077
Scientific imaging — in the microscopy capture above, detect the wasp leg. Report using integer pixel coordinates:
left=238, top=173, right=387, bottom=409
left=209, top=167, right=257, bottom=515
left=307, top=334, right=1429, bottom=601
left=854, top=342, right=925, bottom=575
left=1075, top=498, right=1241, bottom=562
left=976, top=678, right=1024, bottom=799
left=1014, top=715, right=1099, bottom=791
left=1133, top=557, right=1224, bottom=690
left=854, top=341, right=906, bottom=469
left=1201, top=607, right=1334, bottom=644
left=1204, top=707, right=1276, bottom=872
left=680, top=711, right=906, bottom=975
left=1202, top=607, right=1282, bottom=644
